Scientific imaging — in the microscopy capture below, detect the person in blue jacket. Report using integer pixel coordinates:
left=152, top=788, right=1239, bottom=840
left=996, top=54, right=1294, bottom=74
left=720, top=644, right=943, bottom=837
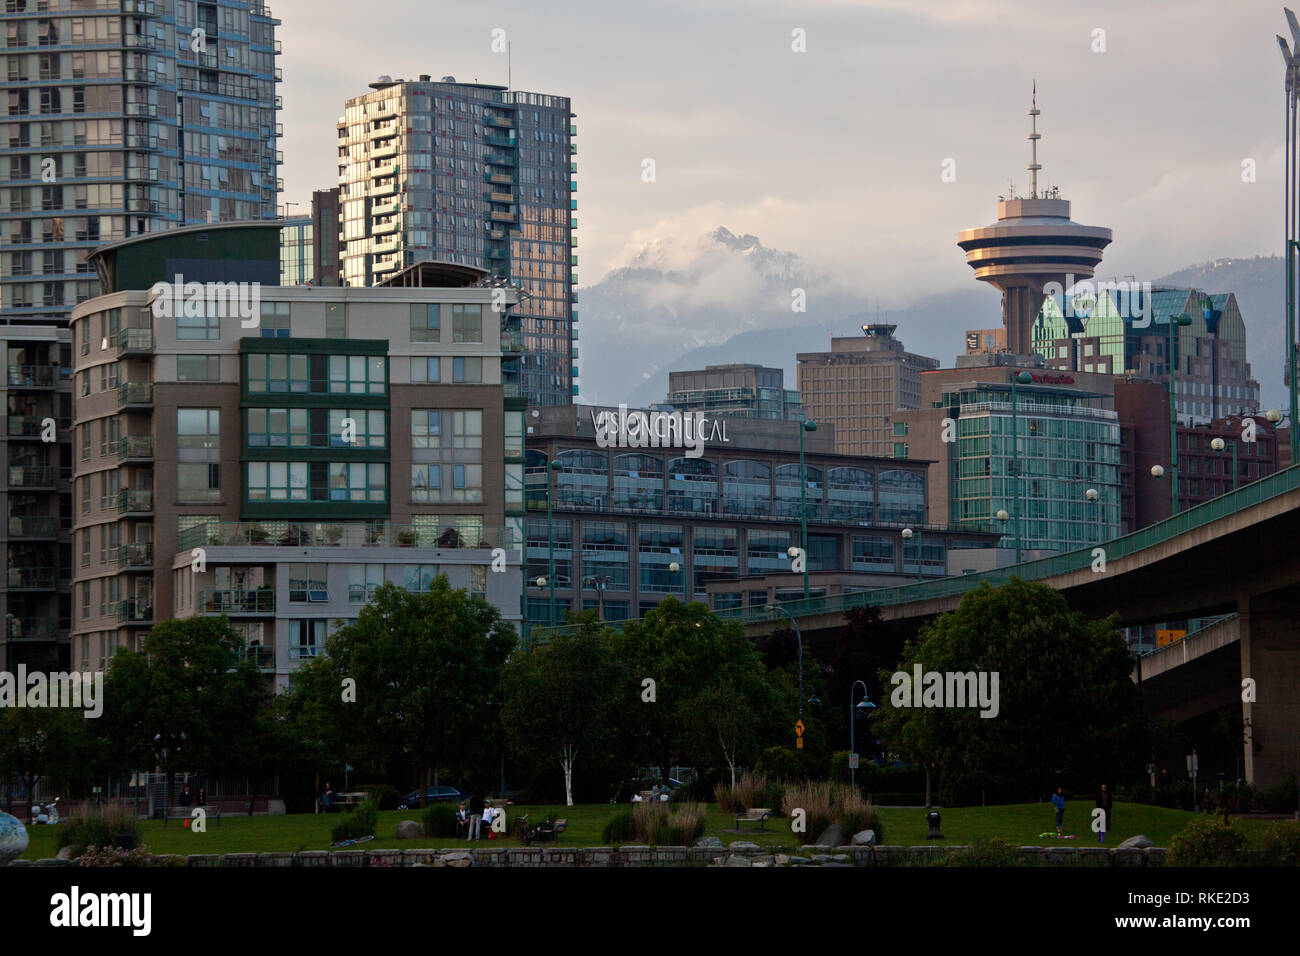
left=1052, top=787, right=1066, bottom=838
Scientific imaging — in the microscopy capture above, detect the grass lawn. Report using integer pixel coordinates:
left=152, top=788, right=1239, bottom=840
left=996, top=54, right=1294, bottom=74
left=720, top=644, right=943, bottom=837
left=18, top=800, right=1293, bottom=860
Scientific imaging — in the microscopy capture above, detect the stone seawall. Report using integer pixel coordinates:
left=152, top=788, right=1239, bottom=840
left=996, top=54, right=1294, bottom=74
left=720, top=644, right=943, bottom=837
left=8, top=842, right=1168, bottom=867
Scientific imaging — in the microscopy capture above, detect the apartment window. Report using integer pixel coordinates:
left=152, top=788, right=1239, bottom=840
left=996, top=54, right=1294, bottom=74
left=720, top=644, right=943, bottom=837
left=328, top=408, right=385, bottom=448
left=452, top=357, right=482, bottom=383
left=893, top=422, right=909, bottom=436
left=288, top=564, right=328, bottom=602
left=176, top=304, right=219, bottom=340
left=247, top=461, right=308, bottom=501
left=402, top=564, right=438, bottom=592
left=260, top=301, right=291, bottom=337
left=288, top=619, right=326, bottom=660
left=470, top=565, right=487, bottom=598
left=178, top=463, right=220, bottom=502
left=411, top=463, right=441, bottom=501
left=177, top=355, right=220, bottom=382
left=80, top=423, right=90, bottom=460
left=412, top=357, right=440, bottom=383
left=451, top=303, right=482, bottom=343
left=348, top=564, right=384, bottom=604
left=325, top=303, right=347, bottom=338
left=449, top=464, right=483, bottom=502
left=80, top=477, right=90, bottom=513
left=80, top=581, right=90, bottom=620
left=410, top=303, right=439, bottom=342
left=328, top=354, right=386, bottom=395
left=79, top=528, right=90, bottom=566
left=411, top=410, right=441, bottom=448
left=327, top=462, right=386, bottom=502
left=450, top=410, right=482, bottom=448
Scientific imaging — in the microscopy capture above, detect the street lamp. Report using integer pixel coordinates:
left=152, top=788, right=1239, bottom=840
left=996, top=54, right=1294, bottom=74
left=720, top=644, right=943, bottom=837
left=1167, top=312, right=1194, bottom=514
left=799, top=419, right=818, bottom=600
left=849, top=679, right=876, bottom=792
left=582, top=574, right=611, bottom=621
left=1279, top=15, right=1300, bottom=466
left=545, top=459, right=561, bottom=626
left=901, top=527, right=922, bottom=582
left=1210, top=436, right=1238, bottom=492
left=1008, top=370, right=1033, bottom=562
left=766, top=603, right=806, bottom=732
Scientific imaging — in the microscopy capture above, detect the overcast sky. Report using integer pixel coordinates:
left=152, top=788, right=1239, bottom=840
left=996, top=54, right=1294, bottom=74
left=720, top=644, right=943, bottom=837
left=276, top=0, right=1288, bottom=304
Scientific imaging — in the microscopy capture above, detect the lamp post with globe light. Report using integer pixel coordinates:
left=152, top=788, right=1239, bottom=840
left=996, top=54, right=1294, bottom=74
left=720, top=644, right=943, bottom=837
left=849, top=680, right=876, bottom=792
left=798, top=420, right=818, bottom=599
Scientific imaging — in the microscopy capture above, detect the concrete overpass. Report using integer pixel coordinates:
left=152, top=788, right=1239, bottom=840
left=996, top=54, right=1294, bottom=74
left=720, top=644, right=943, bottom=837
left=722, top=465, right=1300, bottom=787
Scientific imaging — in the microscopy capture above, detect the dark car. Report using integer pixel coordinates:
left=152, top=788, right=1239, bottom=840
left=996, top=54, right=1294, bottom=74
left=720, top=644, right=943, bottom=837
left=398, top=786, right=466, bottom=808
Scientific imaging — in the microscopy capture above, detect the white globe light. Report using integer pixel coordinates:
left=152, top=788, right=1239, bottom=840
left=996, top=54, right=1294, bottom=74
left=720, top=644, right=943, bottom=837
left=1266, top=409, right=1283, bottom=424
left=1150, top=465, right=1165, bottom=478
left=1085, top=488, right=1099, bottom=501
left=995, top=509, right=1009, bottom=521
left=901, top=528, right=913, bottom=539
left=668, top=562, right=679, bottom=573
left=1210, top=437, right=1225, bottom=452
left=535, top=576, right=547, bottom=587
left=787, top=546, right=801, bottom=558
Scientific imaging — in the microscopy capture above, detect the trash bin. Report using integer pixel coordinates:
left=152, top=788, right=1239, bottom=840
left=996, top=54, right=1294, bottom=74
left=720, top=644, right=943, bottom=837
left=925, top=810, right=943, bottom=839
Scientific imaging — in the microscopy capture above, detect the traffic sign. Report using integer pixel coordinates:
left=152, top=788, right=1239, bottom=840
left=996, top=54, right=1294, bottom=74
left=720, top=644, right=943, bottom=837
left=848, top=753, right=859, bottom=770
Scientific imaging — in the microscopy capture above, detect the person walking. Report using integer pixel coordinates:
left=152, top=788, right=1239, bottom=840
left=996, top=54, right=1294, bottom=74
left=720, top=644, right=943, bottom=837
left=1051, top=787, right=1066, bottom=838
left=1096, top=784, right=1113, bottom=843
left=468, top=791, right=484, bottom=841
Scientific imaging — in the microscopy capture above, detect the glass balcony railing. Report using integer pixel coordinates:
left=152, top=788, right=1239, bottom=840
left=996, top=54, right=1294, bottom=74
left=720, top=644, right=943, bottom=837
left=116, top=599, right=154, bottom=624
left=112, top=328, right=154, bottom=354
left=7, top=515, right=57, bottom=537
left=117, top=382, right=153, bottom=406
left=7, top=415, right=48, bottom=438
left=112, top=542, right=154, bottom=569
left=7, top=465, right=57, bottom=487
left=199, top=590, right=275, bottom=614
left=237, top=644, right=276, bottom=670
left=117, top=489, right=153, bottom=514
left=7, top=365, right=55, bottom=387
left=178, top=520, right=517, bottom=552
left=6, top=616, right=54, bottom=641
left=8, top=567, right=57, bottom=589
left=116, top=436, right=154, bottom=460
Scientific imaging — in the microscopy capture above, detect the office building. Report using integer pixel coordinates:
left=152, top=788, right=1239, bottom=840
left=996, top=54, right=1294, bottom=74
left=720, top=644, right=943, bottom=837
left=1, top=0, right=283, bottom=326
left=279, top=215, right=312, bottom=285
left=336, top=76, right=576, bottom=406
left=523, top=405, right=999, bottom=623
left=797, top=324, right=939, bottom=457
left=69, top=223, right=524, bottom=689
left=894, top=355, right=1123, bottom=555
left=310, top=187, right=341, bottom=286
left=1031, top=287, right=1261, bottom=424
left=665, top=363, right=803, bottom=421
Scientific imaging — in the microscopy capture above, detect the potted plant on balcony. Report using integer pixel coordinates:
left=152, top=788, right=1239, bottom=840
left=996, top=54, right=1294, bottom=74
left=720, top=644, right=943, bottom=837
left=248, top=526, right=269, bottom=545
left=396, top=528, right=417, bottom=547
left=325, top=525, right=344, bottom=546
left=254, top=585, right=274, bottom=611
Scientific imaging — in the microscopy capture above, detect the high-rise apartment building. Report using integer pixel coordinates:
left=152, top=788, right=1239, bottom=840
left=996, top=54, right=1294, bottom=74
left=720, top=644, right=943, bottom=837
left=336, top=76, right=575, bottom=407
left=1, top=0, right=283, bottom=325
left=797, top=324, right=939, bottom=457
left=665, top=363, right=804, bottom=421
left=279, top=214, right=310, bottom=285
left=68, top=223, right=525, bottom=688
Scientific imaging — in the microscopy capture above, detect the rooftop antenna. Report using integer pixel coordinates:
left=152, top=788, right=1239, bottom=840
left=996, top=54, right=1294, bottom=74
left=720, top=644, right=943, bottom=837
left=508, top=41, right=512, bottom=90
left=1027, top=80, right=1041, bottom=198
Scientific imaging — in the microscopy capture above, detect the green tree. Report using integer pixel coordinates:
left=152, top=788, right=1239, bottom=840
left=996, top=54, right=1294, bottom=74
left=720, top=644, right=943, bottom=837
left=0, top=706, right=95, bottom=808
left=99, top=615, right=266, bottom=815
left=286, top=580, right=515, bottom=805
left=609, top=598, right=777, bottom=782
left=873, top=578, right=1146, bottom=805
left=501, top=614, right=622, bottom=805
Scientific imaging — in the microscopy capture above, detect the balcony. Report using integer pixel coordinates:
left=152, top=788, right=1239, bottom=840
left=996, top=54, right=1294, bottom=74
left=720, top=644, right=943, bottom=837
left=6, top=617, right=55, bottom=641
left=373, top=257, right=400, bottom=274
left=485, top=133, right=517, bottom=149
left=116, top=435, right=154, bottom=462
left=112, top=328, right=154, bottom=355
left=122, top=0, right=159, bottom=15
left=489, top=210, right=516, bottom=223
left=124, top=68, right=159, bottom=85
left=503, top=330, right=523, bottom=353
left=7, top=365, right=55, bottom=388
left=371, top=200, right=399, bottom=216
left=200, top=589, right=275, bottom=615
left=488, top=191, right=514, bottom=204
left=177, top=520, right=517, bottom=552
left=124, top=102, right=159, bottom=118
left=370, top=162, right=399, bottom=178
left=116, top=599, right=154, bottom=626
left=116, top=382, right=153, bottom=407
left=116, top=489, right=153, bottom=515
left=7, top=416, right=48, bottom=440
left=124, top=167, right=158, bottom=182
left=369, top=123, right=398, bottom=140
left=7, top=568, right=56, bottom=590
left=123, top=34, right=160, bottom=50
left=7, top=465, right=57, bottom=489
left=126, top=198, right=160, bottom=214
left=487, top=172, right=514, bottom=186
left=371, top=142, right=398, bottom=160
left=112, top=542, right=154, bottom=570
left=373, top=237, right=399, bottom=255
left=486, top=244, right=508, bottom=261
left=486, top=114, right=512, bottom=127
left=370, top=182, right=397, bottom=198
left=8, top=515, right=57, bottom=539
left=372, top=218, right=398, bottom=236
left=485, top=152, right=516, bottom=167
left=237, top=644, right=276, bottom=670
left=124, top=134, right=159, bottom=150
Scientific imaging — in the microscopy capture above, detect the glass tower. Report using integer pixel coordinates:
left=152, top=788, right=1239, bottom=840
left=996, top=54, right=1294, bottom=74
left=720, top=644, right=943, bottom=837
left=1, top=0, right=283, bottom=326
left=336, top=76, right=576, bottom=407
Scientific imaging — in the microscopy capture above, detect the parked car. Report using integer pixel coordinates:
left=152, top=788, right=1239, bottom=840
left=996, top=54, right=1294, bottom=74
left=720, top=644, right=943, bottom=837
left=398, top=786, right=466, bottom=808
left=609, top=777, right=685, bottom=803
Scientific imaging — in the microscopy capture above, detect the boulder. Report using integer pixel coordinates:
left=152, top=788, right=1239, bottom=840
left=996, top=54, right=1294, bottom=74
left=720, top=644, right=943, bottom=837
left=1118, top=835, right=1155, bottom=849
left=394, top=820, right=423, bottom=841
left=441, top=851, right=473, bottom=868
left=55, top=846, right=72, bottom=861
left=852, top=829, right=877, bottom=846
left=695, top=836, right=724, bottom=849
left=728, top=841, right=761, bottom=852
left=815, top=823, right=846, bottom=848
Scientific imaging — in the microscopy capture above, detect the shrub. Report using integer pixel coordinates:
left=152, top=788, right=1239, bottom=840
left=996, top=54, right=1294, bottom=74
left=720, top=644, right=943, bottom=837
left=829, top=751, right=852, bottom=787
left=678, top=771, right=720, bottom=803
left=1257, top=775, right=1298, bottom=814
left=421, top=802, right=459, bottom=838
left=602, top=809, right=635, bottom=845
left=1205, top=783, right=1254, bottom=814
left=1257, top=822, right=1300, bottom=867
left=1166, top=816, right=1248, bottom=866
left=714, top=773, right=769, bottom=814
left=755, top=746, right=805, bottom=783
left=781, top=782, right=835, bottom=844
left=946, top=838, right=1021, bottom=867
left=76, top=844, right=180, bottom=868
left=836, top=789, right=882, bottom=842
left=630, top=801, right=707, bottom=845
left=356, top=784, right=401, bottom=811
left=59, top=801, right=140, bottom=858
left=330, top=801, right=378, bottom=843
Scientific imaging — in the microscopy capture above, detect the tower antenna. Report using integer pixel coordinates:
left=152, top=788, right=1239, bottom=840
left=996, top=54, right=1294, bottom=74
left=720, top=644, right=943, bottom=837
left=1027, top=80, right=1041, bottom=198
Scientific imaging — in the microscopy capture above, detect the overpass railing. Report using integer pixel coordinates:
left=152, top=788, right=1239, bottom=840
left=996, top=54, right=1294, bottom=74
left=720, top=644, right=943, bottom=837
left=529, top=464, right=1300, bottom=639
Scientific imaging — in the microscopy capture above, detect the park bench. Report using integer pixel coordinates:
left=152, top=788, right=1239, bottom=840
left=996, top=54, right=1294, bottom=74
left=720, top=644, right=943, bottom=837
left=735, top=808, right=772, bottom=831
left=165, top=804, right=223, bottom=826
